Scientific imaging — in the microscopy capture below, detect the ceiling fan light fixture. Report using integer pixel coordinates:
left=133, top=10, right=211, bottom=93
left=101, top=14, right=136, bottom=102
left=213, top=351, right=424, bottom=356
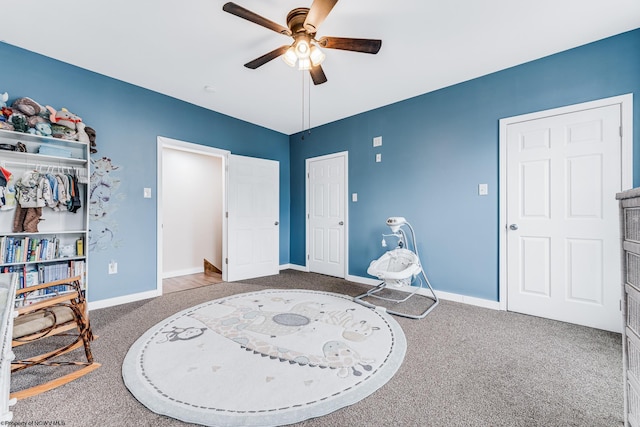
left=282, top=46, right=297, bottom=67
left=309, top=45, right=325, bottom=66
left=295, top=39, right=310, bottom=58
left=297, top=57, right=311, bottom=71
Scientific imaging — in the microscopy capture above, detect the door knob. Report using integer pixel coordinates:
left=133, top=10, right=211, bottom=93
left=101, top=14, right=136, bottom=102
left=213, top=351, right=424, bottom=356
left=339, top=221, right=344, bottom=226
left=509, top=224, right=518, bottom=230
left=274, top=221, right=279, bottom=226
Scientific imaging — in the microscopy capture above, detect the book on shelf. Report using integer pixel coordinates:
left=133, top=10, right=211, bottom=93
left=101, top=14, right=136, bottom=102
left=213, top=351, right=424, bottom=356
left=11, top=260, right=86, bottom=307
left=0, top=236, right=62, bottom=264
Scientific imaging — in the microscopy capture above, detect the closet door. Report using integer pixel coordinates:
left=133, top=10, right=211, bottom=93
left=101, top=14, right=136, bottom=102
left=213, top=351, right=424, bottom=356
left=227, top=155, right=279, bottom=282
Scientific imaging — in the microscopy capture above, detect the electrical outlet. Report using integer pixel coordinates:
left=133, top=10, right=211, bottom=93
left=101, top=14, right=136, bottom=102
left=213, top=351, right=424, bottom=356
left=373, top=136, right=382, bottom=147
left=108, top=261, right=118, bottom=274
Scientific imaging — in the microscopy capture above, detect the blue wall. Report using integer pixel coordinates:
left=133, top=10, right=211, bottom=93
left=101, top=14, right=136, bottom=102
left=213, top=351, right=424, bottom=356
left=2, top=28, right=638, bottom=305
left=289, top=28, right=640, bottom=302
left=0, top=42, right=291, bottom=302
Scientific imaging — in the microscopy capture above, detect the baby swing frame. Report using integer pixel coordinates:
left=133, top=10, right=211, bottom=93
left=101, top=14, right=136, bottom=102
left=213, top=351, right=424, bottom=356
left=354, top=218, right=439, bottom=319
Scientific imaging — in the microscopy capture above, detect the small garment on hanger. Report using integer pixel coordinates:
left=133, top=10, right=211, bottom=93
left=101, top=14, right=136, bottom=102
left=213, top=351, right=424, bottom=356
left=75, top=167, right=88, bottom=184
left=0, top=166, right=15, bottom=211
left=15, top=170, right=45, bottom=208
left=67, top=174, right=81, bottom=213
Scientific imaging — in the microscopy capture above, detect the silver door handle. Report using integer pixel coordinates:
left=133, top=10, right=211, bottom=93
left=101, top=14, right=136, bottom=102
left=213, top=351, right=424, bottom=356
left=274, top=221, right=279, bottom=226
left=339, top=221, right=344, bottom=226
left=509, top=224, right=518, bottom=230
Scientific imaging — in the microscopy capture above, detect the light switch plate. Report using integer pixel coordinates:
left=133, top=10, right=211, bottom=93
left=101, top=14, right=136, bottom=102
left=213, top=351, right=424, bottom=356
left=375, top=153, right=382, bottom=163
left=144, top=188, right=152, bottom=198
left=352, top=193, right=358, bottom=202
left=478, top=183, right=488, bottom=196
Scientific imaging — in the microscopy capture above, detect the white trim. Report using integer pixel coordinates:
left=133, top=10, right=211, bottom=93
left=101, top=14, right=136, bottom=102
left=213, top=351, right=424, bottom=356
left=305, top=151, right=349, bottom=278
left=280, top=263, right=308, bottom=272
left=163, top=267, right=204, bottom=279
left=498, top=94, right=634, bottom=311
left=88, top=289, right=160, bottom=311
left=347, top=274, right=500, bottom=310
left=433, top=290, right=500, bottom=311
left=157, top=136, right=230, bottom=297
left=346, top=274, right=380, bottom=287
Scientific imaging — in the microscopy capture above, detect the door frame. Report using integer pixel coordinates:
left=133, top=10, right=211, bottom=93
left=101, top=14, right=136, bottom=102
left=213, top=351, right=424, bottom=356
left=498, top=94, right=634, bottom=310
left=305, top=151, right=349, bottom=278
left=157, top=136, right=230, bottom=294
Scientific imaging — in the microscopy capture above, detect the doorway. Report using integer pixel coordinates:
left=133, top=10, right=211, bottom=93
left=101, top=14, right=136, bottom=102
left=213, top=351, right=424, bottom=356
left=306, top=151, right=348, bottom=278
left=157, top=136, right=229, bottom=294
left=499, top=94, right=633, bottom=332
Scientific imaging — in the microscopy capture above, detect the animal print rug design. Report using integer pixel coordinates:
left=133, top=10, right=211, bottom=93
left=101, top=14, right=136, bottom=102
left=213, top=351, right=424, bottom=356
left=122, top=289, right=406, bottom=427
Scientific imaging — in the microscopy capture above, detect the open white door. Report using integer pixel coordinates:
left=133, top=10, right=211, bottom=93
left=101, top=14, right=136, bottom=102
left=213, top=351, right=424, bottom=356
left=227, top=154, right=279, bottom=282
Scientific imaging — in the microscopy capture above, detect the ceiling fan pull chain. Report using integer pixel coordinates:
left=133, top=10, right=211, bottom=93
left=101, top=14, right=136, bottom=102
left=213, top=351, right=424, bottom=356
left=308, top=74, right=311, bottom=134
left=301, top=70, right=305, bottom=137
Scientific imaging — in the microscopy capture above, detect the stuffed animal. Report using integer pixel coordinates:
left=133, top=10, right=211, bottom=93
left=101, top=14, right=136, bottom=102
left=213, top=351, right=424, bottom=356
left=12, top=97, right=45, bottom=117
left=9, top=114, right=28, bottom=133
left=85, top=126, right=97, bottom=153
left=0, top=93, right=8, bottom=108
left=0, top=107, right=11, bottom=122
left=76, top=121, right=90, bottom=143
left=11, top=97, right=50, bottom=134
left=51, top=123, right=76, bottom=140
left=46, top=106, right=82, bottom=130
left=28, top=122, right=52, bottom=137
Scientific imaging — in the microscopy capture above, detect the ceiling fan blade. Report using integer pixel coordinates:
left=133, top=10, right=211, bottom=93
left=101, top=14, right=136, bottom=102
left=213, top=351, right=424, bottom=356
left=309, top=64, right=328, bottom=85
left=317, top=36, right=382, bottom=54
left=244, top=45, right=290, bottom=69
left=304, top=0, right=338, bottom=33
left=223, top=2, right=291, bottom=36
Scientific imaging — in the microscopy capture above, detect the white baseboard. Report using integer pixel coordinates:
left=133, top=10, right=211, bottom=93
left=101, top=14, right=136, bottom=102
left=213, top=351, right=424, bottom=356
left=346, top=274, right=500, bottom=311
left=281, top=263, right=308, bottom=272
left=88, top=289, right=160, bottom=311
left=432, top=289, right=500, bottom=310
left=89, top=269, right=499, bottom=312
left=163, top=267, right=204, bottom=279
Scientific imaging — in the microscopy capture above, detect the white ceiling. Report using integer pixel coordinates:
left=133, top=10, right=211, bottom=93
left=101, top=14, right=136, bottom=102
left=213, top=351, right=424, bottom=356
left=2, top=0, right=639, bottom=135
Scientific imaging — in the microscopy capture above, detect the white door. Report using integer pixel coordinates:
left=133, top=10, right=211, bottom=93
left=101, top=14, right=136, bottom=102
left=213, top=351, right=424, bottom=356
left=505, top=103, right=625, bottom=332
left=227, top=154, right=279, bottom=282
left=307, top=152, right=347, bottom=278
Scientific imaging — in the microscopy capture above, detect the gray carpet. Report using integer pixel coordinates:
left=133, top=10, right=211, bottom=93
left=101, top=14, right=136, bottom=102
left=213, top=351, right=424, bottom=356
left=9, top=270, right=623, bottom=426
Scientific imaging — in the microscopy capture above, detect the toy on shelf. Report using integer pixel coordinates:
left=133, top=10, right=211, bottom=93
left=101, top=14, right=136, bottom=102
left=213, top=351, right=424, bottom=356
left=0, top=93, right=97, bottom=151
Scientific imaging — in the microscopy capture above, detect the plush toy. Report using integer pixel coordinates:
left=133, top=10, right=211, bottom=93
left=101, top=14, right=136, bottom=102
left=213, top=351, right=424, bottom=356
left=85, top=126, right=97, bottom=153
left=0, top=122, right=14, bottom=131
left=0, top=107, right=11, bottom=123
left=12, top=97, right=45, bottom=117
left=27, top=122, right=52, bottom=137
left=51, top=123, right=76, bottom=140
left=46, top=106, right=82, bottom=130
left=0, top=93, right=8, bottom=108
left=9, top=114, right=28, bottom=133
left=11, top=97, right=50, bottom=134
left=76, top=121, right=90, bottom=143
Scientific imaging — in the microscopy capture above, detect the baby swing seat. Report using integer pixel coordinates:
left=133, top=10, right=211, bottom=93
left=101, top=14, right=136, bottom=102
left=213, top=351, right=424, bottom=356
left=354, top=217, right=439, bottom=319
left=366, top=248, right=421, bottom=287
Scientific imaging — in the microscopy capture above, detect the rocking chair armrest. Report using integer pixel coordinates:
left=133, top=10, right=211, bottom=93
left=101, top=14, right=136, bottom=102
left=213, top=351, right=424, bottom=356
left=14, top=291, right=81, bottom=316
left=14, top=276, right=83, bottom=297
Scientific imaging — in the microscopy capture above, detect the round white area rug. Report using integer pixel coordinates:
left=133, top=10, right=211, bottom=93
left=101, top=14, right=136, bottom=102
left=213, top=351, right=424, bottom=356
left=122, top=289, right=406, bottom=427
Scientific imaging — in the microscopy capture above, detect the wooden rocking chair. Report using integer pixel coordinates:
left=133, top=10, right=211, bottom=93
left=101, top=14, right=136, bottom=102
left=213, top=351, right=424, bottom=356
left=10, top=276, right=100, bottom=400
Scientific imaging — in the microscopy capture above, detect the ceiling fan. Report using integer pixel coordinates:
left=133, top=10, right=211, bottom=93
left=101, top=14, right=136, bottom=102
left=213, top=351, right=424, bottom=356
left=222, top=0, right=382, bottom=85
